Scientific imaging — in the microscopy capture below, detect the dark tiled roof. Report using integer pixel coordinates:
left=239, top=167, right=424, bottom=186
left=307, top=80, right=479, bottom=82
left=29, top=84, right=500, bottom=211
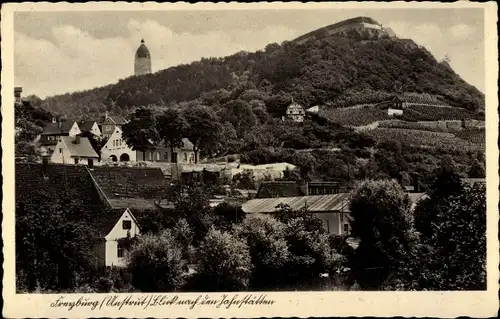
left=255, top=181, right=305, bottom=199
left=95, top=207, right=127, bottom=237
left=15, top=163, right=104, bottom=223
left=100, top=116, right=128, bottom=126
left=61, top=136, right=99, bottom=158
left=15, top=163, right=154, bottom=238
left=78, top=120, right=97, bottom=132
left=41, top=121, right=76, bottom=135
left=88, top=166, right=168, bottom=209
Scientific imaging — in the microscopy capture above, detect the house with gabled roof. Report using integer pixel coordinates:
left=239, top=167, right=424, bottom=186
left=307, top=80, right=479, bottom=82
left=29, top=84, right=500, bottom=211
left=39, top=118, right=81, bottom=145
left=78, top=120, right=101, bottom=137
left=99, top=113, right=129, bottom=138
left=42, top=135, right=99, bottom=166
left=87, top=165, right=172, bottom=266
left=15, top=162, right=172, bottom=268
left=285, top=99, right=306, bottom=123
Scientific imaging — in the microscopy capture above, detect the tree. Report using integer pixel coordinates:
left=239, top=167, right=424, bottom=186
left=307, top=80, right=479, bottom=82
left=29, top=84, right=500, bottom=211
left=348, top=179, right=419, bottom=289
left=198, top=228, right=253, bottom=291
left=166, top=183, right=217, bottom=244
left=423, top=183, right=486, bottom=289
left=128, top=230, right=186, bottom=292
left=121, top=107, right=161, bottom=161
left=234, top=214, right=290, bottom=288
left=390, top=183, right=486, bottom=290
left=182, top=106, right=222, bottom=163
left=283, top=213, right=340, bottom=282
left=157, top=108, right=189, bottom=162
left=16, top=190, right=99, bottom=291
left=468, top=159, right=485, bottom=178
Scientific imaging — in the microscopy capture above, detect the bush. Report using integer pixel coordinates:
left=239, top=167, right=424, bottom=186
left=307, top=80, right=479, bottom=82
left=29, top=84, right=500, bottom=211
left=128, top=230, right=186, bottom=292
left=198, top=227, right=253, bottom=291
left=284, top=215, right=340, bottom=282
left=234, top=214, right=290, bottom=288
left=348, top=179, right=419, bottom=289
left=172, top=218, right=196, bottom=263
left=95, top=277, right=114, bottom=293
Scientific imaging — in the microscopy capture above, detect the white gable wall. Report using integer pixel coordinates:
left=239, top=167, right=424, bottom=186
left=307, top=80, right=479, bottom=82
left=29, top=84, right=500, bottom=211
left=100, top=126, right=137, bottom=162
left=90, top=122, right=102, bottom=137
left=104, top=209, right=140, bottom=267
left=49, top=139, right=73, bottom=164
left=68, top=122, right=82, bottom=137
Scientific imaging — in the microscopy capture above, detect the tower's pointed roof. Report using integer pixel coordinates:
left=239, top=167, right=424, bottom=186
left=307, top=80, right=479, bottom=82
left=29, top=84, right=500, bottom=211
left=136, top=38, right=150, bottom=58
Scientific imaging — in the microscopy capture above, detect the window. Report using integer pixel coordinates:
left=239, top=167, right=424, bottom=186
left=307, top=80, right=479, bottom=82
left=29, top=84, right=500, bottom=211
left=156, top=152, right=160, bottom=161
left=117, top=243, right=124, bottom=258
left=164, top=152, right=169, bottom=160
left=74, top=158, right=78, bottom=164
left=113, top=140, right=115, bottom=147
left=59, top=148, right=62, bottom=153
left=343, top=224, right=349, bottom=233
left=122, top=220, right=132, bottom=230
left=184, top=153, right=188, bottom=162
left=148, top=152, right=152, bottom=161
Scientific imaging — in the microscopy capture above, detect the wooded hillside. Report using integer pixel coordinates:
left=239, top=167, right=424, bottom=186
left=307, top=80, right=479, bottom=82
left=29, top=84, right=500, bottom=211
left=38, top=36, right=484, bottom=119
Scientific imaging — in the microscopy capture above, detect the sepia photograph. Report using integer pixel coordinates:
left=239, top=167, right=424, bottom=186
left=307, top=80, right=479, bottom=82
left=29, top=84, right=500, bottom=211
left=2, top=1, right=499, bottom=318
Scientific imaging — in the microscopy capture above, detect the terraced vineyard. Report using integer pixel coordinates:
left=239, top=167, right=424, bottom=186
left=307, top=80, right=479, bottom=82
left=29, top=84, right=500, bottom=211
left=454, top=128, right=486, bottom=145
left=320, top=103, right=483, bottom=127
left=367, top=128, right=485, bottom=152
left=319, top=106, right=390, bottom=126
left=401, top=105, right=483, bottom=122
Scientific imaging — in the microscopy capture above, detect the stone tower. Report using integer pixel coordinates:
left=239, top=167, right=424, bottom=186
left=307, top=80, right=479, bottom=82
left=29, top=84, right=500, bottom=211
left=134, top=39, right=152, bottom=76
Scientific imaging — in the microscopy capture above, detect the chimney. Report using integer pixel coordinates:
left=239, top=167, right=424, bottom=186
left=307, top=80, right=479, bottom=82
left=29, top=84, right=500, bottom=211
left=75, top=135, right=81, bottom=144
left=40, top=147, right=50, bottom=176
left=52, top=117, right=57, bottom=124
left=42, top=157, right=49, bottom=176
left=411, top=173, right=420, bottom=193
left=14, top=87, right=22, bottom=104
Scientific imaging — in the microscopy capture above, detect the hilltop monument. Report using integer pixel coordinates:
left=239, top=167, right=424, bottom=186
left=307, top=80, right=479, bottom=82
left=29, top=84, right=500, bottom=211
left=134, top=38, right=152, bottom=76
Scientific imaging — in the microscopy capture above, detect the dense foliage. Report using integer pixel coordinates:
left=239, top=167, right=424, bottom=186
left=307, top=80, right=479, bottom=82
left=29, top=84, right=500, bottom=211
left=16, top=189, right=99, bottom=291
left=387, top=169, right=486, bottom=290
left=348, top=179, right=419, bottom=289
left=39, top=36, right=484, bottom=121
left=198, top=228, right=253, bottom=291
left=128, top=230, right=186, bottom=292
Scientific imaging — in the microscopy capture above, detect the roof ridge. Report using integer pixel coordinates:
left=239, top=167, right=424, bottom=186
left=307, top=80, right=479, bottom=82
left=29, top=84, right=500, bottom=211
left=85, top=166, right=113, bottom=209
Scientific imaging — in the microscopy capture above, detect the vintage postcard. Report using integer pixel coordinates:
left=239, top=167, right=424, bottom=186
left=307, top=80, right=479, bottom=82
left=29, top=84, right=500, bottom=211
left=2, top=1, right=499, bottom=318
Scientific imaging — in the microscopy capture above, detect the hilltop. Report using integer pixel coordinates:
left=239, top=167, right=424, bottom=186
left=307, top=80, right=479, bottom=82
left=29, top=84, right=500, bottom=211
left=36, top=16, right=484, bottom=120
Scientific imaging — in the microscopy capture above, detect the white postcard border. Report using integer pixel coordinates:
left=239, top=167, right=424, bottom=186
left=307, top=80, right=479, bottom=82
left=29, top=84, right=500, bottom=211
left=2, top=2, right=499, bottom=318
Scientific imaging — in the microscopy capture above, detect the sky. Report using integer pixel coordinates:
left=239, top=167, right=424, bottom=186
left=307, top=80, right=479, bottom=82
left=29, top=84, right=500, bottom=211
left=14, top=8, right=485, bottom=98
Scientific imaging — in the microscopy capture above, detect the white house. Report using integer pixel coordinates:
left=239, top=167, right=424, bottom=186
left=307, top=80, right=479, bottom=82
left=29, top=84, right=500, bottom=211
left=95, top=208, right=141, bottom=267
left=100, top=125, right=196, bottom=164
left=387, top=108, right=404, bottom=116
left=285, top=99, right=306, bottom=123
left=42, top=135, right=99, bottom=165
